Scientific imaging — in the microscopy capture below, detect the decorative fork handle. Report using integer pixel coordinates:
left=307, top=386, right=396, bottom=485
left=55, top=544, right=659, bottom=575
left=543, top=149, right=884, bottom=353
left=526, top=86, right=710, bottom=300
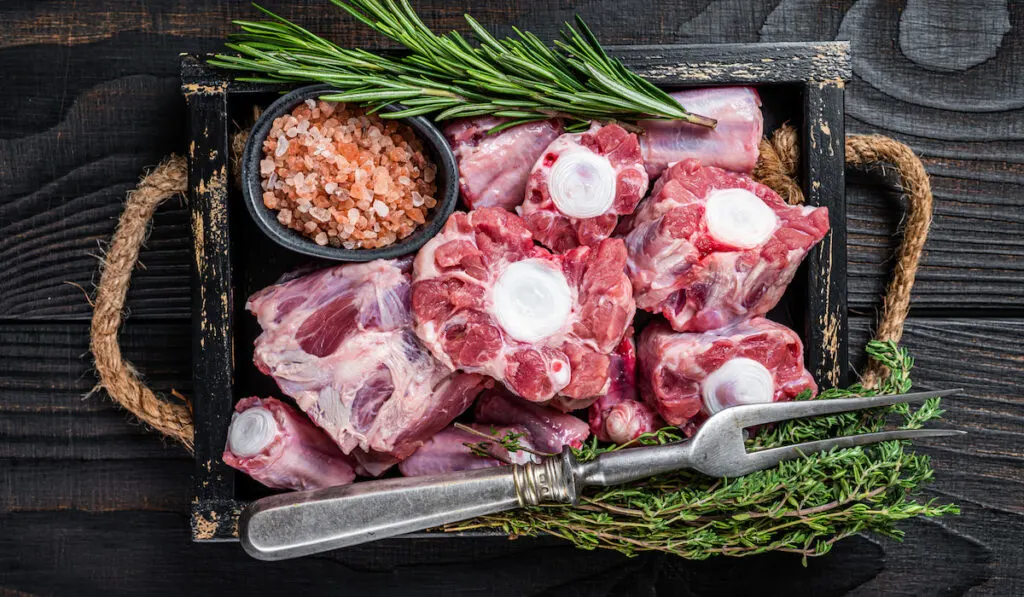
left=240, top=443, right=693, bottom=561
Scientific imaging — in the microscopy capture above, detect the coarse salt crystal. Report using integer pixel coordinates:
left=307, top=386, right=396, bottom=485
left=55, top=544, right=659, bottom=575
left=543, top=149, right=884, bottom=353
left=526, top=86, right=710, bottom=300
left=347, top=208, right=360, bottom=223
left=373, top=200, right=389, bottom=217
left=412, top=192, right=424, bottom=207
left=260, top=158, right=275, bottom=176
left=314, top=231, right=328, bottom=245
left=324, top=182, right=338, bottom=194
left=275, top=136, right=289, bottom=157
left=310, top=207, right=330, bottom=222
left=305, top=99, right=316, bottom=110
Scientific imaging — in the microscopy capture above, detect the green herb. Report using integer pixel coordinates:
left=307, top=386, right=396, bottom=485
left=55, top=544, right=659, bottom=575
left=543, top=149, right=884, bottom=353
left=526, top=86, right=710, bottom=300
left=455, top=423, right=555, bottom=463
left=209, top=1, right=715, bottom=129
left=447, top=341, right=959, bottom=562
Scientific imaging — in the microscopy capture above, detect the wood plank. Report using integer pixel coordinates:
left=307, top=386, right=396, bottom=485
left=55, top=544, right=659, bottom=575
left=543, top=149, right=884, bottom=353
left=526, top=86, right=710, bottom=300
left=0, top=321, right=191, bottom=460
left=185, top=78, right=237, bottom=511
left=820, top=0, right=1024, bottom=313
left=0, top=509, right=994, bottom=597
left=802, top=80, right=849, bottom=387
left=0, top=73, right=193, bottom=321
left=0, top=459, right=191, bottom=513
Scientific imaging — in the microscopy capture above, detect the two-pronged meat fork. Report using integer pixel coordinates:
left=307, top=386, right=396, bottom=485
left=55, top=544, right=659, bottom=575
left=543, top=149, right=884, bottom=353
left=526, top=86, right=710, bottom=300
left=239, top=389, right=964, bottom=560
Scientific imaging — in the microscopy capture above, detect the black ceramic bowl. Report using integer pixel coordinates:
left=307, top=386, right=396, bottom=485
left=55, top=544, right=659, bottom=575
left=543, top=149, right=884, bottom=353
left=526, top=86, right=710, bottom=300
left=241, top=84, right=459, bottom=262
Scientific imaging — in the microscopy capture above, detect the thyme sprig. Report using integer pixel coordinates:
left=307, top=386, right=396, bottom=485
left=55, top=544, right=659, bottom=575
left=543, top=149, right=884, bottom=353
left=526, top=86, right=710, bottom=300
left=447, top=341, right=959, bottom=562
left=209, top=1, right=715, bottom=129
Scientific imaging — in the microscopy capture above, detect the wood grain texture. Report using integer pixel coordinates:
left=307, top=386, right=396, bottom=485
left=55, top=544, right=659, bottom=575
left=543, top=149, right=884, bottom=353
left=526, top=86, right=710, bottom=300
left=0, top=0, right=1021, bottom=595
left=849, top=318, right=1024, bottom=597
left=0, top=321, right=191, bottom=460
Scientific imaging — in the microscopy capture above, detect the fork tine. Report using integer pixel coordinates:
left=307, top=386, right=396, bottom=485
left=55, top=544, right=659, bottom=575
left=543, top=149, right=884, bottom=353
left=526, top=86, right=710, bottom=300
left=729, top=388, right=963, bottom=428
left=735, top=428, right=967, bottom=476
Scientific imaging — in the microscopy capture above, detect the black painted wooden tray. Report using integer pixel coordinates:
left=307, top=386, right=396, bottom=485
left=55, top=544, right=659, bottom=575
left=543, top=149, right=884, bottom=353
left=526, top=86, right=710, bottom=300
left=182, top=41, right=851, bottom=542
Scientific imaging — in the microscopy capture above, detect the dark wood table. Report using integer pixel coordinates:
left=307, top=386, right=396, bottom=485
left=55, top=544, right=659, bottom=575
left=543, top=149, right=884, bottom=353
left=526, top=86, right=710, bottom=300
left=1, top=1, right=1021, bottom=595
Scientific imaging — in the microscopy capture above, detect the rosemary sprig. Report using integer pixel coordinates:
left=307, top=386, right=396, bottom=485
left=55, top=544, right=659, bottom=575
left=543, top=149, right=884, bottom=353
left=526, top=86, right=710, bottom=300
left=447, top=341, right=959, bottom=562
left=454, top=423, right=554, bottom=463
left=208, top=1, right=716, bottom=128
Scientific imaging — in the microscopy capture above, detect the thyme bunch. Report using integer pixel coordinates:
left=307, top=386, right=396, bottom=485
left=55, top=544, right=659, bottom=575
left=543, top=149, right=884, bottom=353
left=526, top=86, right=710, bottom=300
left=447, top=341, right=959, bottom=562
left=209, top=1, right=715, bottom=129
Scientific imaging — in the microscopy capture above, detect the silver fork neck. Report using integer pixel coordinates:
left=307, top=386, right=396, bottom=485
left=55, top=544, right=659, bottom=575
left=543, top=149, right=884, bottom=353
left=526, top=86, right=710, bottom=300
left=513, top=450, right=578, bottom=506
left=576, top=441, right=695, bottom=488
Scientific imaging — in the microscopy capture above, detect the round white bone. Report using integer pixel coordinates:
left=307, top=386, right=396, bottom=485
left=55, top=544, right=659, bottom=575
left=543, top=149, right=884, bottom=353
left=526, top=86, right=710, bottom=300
left=549, top=356, right=571, bottom=389
left=227, top=406, right=279, bottom=457
left=704, top=188, right=779, bottom=249
left=548, top=149, right=616, bottom=219
left=701, top=358, right=775, bottom=414
left=492, top=259, right=572, bottom=343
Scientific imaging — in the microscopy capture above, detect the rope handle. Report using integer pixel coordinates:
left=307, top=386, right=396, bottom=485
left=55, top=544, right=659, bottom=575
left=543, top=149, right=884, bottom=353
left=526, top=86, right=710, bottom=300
left=89, top=128, right=933, bottom=450
left=757, top=125, right=933, bottom=387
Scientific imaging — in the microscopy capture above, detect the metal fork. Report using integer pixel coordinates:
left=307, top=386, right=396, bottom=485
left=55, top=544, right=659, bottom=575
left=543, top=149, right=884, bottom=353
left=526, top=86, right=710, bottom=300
left=240, top=388, right=964, bottom=560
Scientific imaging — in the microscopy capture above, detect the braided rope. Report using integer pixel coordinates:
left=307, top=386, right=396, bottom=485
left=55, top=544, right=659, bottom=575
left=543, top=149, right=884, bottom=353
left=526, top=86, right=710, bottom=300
left=89, top=155, right=195, bottom=452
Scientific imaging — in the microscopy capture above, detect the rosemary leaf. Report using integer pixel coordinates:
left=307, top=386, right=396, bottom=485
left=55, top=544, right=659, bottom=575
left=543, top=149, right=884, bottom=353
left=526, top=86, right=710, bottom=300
left=212, top=1, right=715, bottom=127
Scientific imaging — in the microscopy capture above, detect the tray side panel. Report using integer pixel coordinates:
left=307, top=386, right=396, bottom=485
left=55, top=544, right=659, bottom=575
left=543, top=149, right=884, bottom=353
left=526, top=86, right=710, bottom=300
left=803, top=81, right=849, bottom=388
left=185, top=76, right=242, bottom=541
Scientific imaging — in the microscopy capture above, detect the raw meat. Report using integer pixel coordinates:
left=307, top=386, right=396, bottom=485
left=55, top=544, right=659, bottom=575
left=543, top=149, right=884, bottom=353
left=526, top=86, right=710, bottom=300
left=519, top=123, right=649, bottom=252
left=412, top=208, right=635, bottom=405
left=398, top=424, right=537, bottom=477
left=474, top=389, right=591, bottom=453
left=638, top=318, right=816, bottom=433
left=639, top=87, right=763, bottom=178
left=223, top=397, right=356, bottom=491
left=444, top=117, right=564, bottom=210
left=247, top=258, right=488, bottom=475
left=588, top=334, right=664, bottom=444
left=621, top=159, right=829, bottom=332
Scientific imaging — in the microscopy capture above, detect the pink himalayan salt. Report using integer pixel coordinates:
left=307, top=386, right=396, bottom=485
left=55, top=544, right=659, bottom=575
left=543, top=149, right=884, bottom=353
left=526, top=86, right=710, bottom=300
left=260, top=99, right=439, bottom=249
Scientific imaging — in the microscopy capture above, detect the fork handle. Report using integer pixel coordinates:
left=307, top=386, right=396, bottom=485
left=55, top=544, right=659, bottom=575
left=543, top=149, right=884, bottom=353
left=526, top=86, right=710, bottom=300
left=239, top=454, right=577, bottom=561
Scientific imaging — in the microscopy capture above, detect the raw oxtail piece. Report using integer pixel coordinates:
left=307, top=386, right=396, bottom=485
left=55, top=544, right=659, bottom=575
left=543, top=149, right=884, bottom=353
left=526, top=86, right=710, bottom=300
left=474, top=389, right=591, bottom=453
left=622, top=159, right=830, bottom=332
left=223, top=397, right=357, bottom=491
left=638, top=318, right=816, bottom=434
left=398, top=424, right=536, bottom=477
left=444, top=117, right=564, bottom=211
left=588, top=334, right=664, bottom=444
left=520, top=123, right=649, bottom=252
left=412, top=208, right=635, bottom=404
left=639, top=86, right=763, bottom=178
left=247, top=258, right=488, bottom=474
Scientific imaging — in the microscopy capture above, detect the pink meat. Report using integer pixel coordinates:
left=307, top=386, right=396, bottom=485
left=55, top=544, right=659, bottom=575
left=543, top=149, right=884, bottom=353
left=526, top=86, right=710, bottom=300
left=246, top=259, right=488, bottom=474
left=411, top=208, right=635, bottom=405
left=621, top=159, right=829, bottom=332
left=398, top=424, right=536, bottom=477
left=638, top=318, right=816, bottom=434
left=223, top=397, right=356, bottom=491
left=589, top=334, right=663, bottom=444
left=444, top=117, right=564, bottom=210
left=519, top=123, right=649, bottom=252
left=639, top=87, right=763, bottom=178
left=474, top=390, right=590, bottom=453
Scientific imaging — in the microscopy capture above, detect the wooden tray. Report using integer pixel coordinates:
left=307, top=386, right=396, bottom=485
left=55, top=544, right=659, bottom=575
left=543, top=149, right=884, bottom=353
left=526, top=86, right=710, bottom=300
left=182, top=41, right=851, bottom=542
